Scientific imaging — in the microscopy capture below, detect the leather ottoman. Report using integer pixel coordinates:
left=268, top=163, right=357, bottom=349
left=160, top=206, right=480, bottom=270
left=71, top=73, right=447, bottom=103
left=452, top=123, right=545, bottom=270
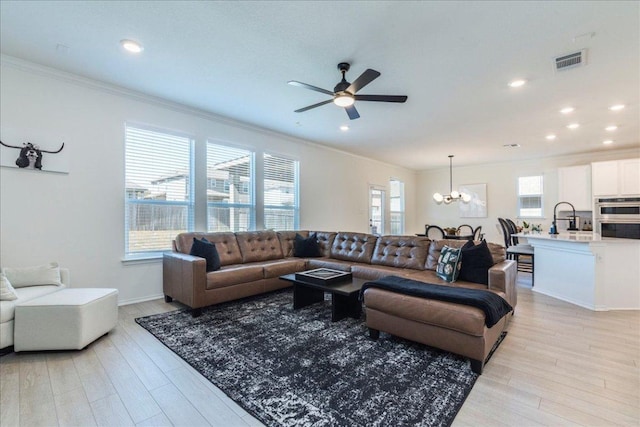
left=14, top=288, right=118, bottom=351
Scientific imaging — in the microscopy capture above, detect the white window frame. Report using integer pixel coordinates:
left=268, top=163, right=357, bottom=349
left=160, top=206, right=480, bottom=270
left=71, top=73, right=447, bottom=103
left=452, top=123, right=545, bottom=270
left=389, top=178, right=405, bottom=234
left=124, top=124, right=194, bottom=258
left=517, top=175, right=544, bottom=218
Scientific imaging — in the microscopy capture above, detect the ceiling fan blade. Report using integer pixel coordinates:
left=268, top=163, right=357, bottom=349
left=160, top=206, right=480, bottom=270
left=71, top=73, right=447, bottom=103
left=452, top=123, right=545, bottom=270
left=346, top=69, right=380, bottom=94
left=354, top=95, right=408, bottom=103
left=294, top=99, right=333, bottom=113
left=288, top=80, right=334, bottom=96
left=345, top=105, right=360, bottom=120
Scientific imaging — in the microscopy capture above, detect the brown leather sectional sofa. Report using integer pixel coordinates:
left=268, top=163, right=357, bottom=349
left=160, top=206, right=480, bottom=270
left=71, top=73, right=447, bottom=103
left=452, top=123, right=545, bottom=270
left=163, top=230, right=516, bottom=373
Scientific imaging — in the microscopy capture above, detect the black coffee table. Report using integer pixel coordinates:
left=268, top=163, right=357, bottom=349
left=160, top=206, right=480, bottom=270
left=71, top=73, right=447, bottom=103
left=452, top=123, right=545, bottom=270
left=280, top=274, right=368, bottom=322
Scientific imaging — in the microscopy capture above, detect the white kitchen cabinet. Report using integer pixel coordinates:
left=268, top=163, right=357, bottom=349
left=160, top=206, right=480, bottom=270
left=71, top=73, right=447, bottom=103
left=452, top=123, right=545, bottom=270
left=592, top=158, right=640, bottom=196
left=558, top=165, right=592, bottom=210
left=620, top=158, right=640, bottom=195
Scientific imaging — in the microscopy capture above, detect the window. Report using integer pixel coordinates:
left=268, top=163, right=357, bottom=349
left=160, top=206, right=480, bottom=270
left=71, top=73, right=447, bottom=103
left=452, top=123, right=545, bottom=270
left=264, top=153, right=299, bottom=230
left=207, top=142, right=255, bottom=232
left=125, top=125, right=193, bottom=255
left=518, top=175, right=544, bottom=217
left=389, top=179, right=405, bottom=234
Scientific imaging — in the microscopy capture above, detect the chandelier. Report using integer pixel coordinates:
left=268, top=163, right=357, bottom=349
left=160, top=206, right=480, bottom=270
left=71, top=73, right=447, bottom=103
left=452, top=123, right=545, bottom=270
left=433, top=155, right=471, bottom=204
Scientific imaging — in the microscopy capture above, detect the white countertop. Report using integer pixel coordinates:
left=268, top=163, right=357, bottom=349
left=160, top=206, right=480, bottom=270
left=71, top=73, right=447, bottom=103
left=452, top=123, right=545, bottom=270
left=513, top=232, right=639, bottom=243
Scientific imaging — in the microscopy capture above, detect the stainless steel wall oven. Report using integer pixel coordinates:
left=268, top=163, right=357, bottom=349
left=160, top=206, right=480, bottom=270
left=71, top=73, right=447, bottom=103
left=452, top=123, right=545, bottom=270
left=595, top=197, right=640, bottom=239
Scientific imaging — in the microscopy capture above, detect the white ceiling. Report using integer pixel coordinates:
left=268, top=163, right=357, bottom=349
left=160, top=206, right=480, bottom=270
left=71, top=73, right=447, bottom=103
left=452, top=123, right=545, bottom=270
left=1, top=1, right=638, bottom=170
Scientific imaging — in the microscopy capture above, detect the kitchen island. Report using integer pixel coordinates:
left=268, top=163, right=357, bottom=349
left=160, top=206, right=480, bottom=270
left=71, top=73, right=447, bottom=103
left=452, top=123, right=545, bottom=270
left=516, top=233, right=640, bottom=310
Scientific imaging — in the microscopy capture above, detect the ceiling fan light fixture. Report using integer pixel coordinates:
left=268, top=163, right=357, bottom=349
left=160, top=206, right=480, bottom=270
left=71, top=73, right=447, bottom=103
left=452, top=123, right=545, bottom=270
left=334, top=93, right=355, bottom=107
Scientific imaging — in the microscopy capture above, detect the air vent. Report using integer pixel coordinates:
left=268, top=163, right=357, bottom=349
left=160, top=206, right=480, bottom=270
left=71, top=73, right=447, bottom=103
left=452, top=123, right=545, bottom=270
left=554, top=49, right=587, bottom=71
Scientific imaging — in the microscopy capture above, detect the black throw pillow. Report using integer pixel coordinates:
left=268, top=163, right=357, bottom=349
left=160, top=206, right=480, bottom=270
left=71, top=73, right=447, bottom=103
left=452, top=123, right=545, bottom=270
left=458, top=239, right=494, bottom=285
left=293, top=233, right=322, bottom=257
left=190, top=237, right=221, bottom=272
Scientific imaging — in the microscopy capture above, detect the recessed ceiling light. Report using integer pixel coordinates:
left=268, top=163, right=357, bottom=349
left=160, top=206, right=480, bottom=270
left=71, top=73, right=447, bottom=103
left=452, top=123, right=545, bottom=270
left=546, top=134, right=556, bottom=140
left=120, top=39, right=143, bottom=53
left=559, top=107, right=574, bottom=114
left=508, top=79, right=526, bottom=88
left=339, top=125, right=349, bottom=131
left=603, top=140, right=614, bottom=145
left=609, top=104, right=625, bottom=111
left=567, top=123, right=580, bottom=130
left=605, top=125, right=618, bottom=131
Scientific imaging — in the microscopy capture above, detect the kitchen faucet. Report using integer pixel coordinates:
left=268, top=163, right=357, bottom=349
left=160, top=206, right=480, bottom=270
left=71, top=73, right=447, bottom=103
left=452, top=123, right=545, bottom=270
left=551, top=201, right=577, bottom=234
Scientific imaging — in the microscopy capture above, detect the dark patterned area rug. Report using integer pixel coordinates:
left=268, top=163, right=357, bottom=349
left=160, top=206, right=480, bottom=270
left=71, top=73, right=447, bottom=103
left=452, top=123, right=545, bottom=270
left=136, top=289, right=481, bottom=427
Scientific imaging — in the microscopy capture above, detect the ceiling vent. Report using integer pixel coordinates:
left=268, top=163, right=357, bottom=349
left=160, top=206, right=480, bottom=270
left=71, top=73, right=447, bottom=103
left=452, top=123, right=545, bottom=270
left=554, top=49, right=587, bottom=71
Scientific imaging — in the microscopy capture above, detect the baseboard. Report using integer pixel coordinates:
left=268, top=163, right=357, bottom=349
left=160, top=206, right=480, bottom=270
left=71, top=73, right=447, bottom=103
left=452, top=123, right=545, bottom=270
left=118, top=293, right=164, bottom=306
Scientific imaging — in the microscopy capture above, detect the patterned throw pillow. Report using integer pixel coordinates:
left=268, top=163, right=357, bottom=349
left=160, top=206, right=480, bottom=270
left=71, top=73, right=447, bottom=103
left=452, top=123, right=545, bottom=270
left=436, top=245, right=463, bottom=282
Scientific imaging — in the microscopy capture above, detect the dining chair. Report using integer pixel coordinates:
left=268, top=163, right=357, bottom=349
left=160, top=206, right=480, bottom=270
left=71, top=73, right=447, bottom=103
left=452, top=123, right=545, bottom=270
left=497, top=218, right=512, bottom=248
left=505, top=218, right=521, bottom=245
left=426, top=225, right=445, bottom=240
left=457, top=224, right=474, bottom=235
left=473, top=225, right=483, bottom=241
left=498, top=218, right=535, bottom=285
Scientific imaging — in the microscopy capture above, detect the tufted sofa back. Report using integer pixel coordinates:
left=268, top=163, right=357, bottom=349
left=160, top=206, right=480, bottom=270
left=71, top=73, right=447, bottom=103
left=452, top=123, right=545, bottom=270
left=236, top=230, right=284, bottom=263
left=330, top=232, right=377, bottom=264
left=311, top=231, right=337, bottom=257
left=175, top=232, right=242, bottom=266
left=371, top=236, right=430, bottom=270
left=276, top=230, right=308, bottom=258
left=425, top=239, right=506, bottom=270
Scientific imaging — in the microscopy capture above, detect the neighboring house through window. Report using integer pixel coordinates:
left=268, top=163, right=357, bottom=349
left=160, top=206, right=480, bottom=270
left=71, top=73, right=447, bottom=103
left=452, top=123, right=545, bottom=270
left=207, top=142, right=255, bottom=232
left=518, top=175, right=544, bottom=217
left=124, top=125, right=194, bottom=256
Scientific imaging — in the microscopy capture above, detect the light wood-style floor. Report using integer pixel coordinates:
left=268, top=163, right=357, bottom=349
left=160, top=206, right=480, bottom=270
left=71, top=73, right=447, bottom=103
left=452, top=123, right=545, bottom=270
left=1, top=274, right=638, bottom=427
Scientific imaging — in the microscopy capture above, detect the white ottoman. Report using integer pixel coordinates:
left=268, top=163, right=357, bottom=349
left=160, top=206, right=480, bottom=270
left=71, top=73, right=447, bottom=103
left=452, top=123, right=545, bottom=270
left=14, top=288, right=118, bottom=352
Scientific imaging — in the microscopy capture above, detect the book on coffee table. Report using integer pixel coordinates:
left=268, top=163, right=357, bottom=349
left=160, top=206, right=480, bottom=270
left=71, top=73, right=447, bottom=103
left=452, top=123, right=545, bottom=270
left=295, top=268, right=352, bottom=286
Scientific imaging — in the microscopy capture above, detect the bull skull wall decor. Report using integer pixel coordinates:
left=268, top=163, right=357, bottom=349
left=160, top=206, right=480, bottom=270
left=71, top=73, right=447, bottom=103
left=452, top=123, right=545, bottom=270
left=0, top=140, right=65, bottom=170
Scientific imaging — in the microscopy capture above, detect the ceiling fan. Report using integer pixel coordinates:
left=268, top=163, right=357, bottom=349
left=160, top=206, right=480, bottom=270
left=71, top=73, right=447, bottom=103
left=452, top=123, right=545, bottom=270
left=288, top=63, right=408, bottom=120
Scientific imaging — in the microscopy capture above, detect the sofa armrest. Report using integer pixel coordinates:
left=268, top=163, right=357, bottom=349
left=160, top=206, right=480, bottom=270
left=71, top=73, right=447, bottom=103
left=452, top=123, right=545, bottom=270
left=163, top=252, right=207, bottom=309
left=60, top=268, right=70, bottom=287
left=488, top=260, right=517, bottom=309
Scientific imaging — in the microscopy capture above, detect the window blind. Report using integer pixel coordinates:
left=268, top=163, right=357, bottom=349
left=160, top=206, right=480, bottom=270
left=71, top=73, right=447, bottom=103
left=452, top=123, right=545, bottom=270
left=518, top=175, right=544, bottom=217
left=125, top=125, right=193, bottom=254
left=264, top=153, right=299, bottom=230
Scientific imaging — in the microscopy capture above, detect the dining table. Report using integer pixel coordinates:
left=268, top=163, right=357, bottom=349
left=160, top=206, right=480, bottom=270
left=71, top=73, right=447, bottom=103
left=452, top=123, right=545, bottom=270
left=414, top=233, right=474, bottom=240
left=444, top=234, right=474, bottom=240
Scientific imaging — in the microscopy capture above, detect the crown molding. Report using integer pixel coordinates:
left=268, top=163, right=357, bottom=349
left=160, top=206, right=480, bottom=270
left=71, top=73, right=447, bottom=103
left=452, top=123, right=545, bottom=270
left=420, top=146, right=640, bottom=174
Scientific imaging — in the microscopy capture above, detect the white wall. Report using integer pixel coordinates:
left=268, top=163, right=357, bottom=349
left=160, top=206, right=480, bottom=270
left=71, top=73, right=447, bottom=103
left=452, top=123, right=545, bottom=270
left=0, top=58, right=417, bottom=304
left=417, top=148, right=640, bottom=244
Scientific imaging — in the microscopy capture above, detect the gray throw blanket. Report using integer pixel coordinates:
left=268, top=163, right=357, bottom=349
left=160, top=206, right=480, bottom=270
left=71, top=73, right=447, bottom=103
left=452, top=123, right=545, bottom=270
left=361, top=275, right=513, bottom=327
